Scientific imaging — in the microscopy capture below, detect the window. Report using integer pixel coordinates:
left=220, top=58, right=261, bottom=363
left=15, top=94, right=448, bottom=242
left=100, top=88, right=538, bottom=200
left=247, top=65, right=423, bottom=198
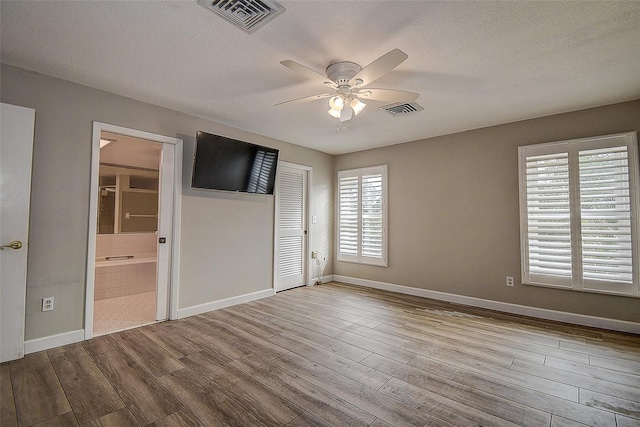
left=338, top=165, right=388, bottom=266
left=519, top=132, right=639, bottom=296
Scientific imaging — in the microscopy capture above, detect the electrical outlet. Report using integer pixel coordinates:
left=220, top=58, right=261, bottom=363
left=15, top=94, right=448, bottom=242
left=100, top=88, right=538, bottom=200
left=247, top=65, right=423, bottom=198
left=42, top=296, right=54, bottom=311
left=506, top=276, right=514, bottom=287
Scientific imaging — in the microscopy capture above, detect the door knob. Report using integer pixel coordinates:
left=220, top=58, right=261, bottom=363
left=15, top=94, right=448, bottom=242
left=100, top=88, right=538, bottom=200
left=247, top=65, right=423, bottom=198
left=0, top=240, right=23, bottom=250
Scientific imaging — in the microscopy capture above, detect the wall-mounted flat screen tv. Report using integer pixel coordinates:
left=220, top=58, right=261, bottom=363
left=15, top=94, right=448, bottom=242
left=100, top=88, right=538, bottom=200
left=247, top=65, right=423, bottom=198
left=191, top=131, right=279, bottom=195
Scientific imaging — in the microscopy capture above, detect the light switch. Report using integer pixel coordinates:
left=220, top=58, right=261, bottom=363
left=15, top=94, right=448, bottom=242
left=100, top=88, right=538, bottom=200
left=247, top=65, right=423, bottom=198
left=312, top=215, right=317, bottom=224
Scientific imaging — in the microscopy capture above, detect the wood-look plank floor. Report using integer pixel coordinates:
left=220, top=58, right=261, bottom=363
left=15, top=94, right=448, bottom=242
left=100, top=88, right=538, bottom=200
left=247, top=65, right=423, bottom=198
left=2, top=282, right=639, bottom=427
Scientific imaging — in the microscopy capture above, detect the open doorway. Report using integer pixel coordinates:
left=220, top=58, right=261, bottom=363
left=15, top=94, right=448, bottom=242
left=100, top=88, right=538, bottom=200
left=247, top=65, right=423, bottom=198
left=85, top=123, right=182, bottom=339
left=93, top=132, right=161, bottom=334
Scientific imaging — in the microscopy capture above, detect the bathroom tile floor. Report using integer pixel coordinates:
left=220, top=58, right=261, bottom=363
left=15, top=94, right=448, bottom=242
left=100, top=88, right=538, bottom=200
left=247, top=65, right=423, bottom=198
left=93, top=291, right=156, bottom=336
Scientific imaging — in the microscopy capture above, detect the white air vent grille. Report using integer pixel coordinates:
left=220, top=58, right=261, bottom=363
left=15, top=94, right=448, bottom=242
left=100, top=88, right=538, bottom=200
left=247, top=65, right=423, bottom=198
left=198, top=0, right=285, bottom=34
left=380, top=102, right=424, bottom=116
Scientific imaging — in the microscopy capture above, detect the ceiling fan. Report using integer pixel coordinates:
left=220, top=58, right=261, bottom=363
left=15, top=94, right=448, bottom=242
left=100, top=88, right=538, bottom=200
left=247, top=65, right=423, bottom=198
left=276, top=49, right=419, bottom=123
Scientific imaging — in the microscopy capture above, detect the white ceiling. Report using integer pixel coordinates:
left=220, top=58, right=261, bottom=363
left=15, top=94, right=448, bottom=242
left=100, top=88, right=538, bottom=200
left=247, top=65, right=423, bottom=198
left=2, top=1, right=639, bottom=155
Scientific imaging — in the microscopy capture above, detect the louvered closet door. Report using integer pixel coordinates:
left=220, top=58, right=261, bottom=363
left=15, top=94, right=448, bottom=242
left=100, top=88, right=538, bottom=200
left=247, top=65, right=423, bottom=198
left=275, top=165, right=307, bottom=291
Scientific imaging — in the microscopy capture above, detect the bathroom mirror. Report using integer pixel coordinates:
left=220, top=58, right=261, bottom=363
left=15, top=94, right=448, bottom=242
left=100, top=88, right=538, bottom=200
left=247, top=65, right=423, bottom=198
left=97, top=132, right=162, bottom=234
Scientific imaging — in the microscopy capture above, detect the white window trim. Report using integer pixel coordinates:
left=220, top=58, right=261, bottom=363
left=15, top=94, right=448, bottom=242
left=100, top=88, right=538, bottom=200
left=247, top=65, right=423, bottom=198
left=518, top=132, right=640, bottom=297
left=337, top=165, right=388, bottom=267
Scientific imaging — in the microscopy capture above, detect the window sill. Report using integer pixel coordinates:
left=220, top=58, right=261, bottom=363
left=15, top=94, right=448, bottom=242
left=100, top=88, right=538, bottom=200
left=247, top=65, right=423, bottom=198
left=523, top=280, right=640, bottom=298
left=336, top=258, right=388, bottom=268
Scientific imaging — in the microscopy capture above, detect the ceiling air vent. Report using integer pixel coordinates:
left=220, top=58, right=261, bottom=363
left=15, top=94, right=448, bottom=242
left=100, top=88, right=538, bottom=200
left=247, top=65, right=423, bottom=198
left=380, top=102, right=424, bottom=116
left=198, top=0, right=285, bottom=34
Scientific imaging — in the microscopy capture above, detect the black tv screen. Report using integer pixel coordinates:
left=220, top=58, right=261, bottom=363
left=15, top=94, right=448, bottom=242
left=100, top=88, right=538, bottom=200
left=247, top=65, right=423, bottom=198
left=191, top=131, right=279, bottom=195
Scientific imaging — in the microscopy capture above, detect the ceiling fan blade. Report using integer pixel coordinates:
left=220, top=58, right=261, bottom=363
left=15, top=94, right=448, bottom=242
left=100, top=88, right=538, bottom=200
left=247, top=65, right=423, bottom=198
left=349, top=49, right=408, bottom=87
left=275, top=92, right=333, bottom=106
left=280, top=60, right=335, bottom=87
left=356, top=88, right=418, bottom=103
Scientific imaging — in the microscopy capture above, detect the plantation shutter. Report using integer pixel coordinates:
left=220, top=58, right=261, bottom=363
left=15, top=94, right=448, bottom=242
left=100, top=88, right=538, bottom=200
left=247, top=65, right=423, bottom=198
left=524, top=151, right=572, bottom=286
left=338, top=174, right=359, bottom=258
left=361, top=173, right=384, bottom=259
left=338, top=165, right=387, bottom=266
left=519, top=132, right=639, bottom=296
left=579, top=145, right=633, bottom=285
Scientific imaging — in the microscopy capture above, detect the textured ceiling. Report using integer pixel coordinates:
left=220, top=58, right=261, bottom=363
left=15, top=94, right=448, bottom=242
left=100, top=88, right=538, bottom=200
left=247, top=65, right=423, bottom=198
left=1, top=1, right=639, bottom=155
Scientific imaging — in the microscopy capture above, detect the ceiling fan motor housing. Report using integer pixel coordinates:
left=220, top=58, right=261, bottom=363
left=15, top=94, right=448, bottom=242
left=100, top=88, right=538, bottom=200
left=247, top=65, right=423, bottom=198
left=326, top=61, right=362, bottom=86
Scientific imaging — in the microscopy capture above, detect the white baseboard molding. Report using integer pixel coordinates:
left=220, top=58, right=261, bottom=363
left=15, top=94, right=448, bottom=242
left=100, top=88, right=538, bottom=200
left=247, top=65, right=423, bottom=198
left=23, top=288, right=275, bottom=354
left=310, top=274, right=334, bottom=285
left=333, top=275, right=640, bottom=334
left=24, top=329, right=85, bottom=355
left=177, top=288, right=275, bottom=319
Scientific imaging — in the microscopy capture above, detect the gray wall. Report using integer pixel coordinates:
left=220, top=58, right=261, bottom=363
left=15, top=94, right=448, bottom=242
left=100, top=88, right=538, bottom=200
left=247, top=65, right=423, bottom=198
left=3, top=62, right=637, bottom=344
left=1, top=64, right=334, bottom=341
left=335, top=100, right=640, bottom=323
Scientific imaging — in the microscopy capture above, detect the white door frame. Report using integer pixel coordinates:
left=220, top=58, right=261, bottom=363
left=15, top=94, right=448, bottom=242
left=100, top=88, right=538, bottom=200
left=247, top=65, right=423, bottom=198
left=273, top=161, right=313, bottom=291
left=0, top=103, right=35, bottom=362
left=85, top=122, right=182, bottom=339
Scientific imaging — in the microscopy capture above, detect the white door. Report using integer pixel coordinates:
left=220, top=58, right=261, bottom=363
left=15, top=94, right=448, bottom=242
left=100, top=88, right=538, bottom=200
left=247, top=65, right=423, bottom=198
left=0, top=103, right=35, bottom=362
left=156, top=142, right=175, bottom=320
left=275, top=164, right=308, bottom=291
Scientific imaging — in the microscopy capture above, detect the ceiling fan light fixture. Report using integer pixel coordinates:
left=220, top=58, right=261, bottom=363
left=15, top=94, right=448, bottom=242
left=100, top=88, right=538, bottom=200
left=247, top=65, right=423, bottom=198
left=327, top=108, right=341, bottom=119
left=350, top=98, right=366, bottom=115
left=329, top=95, right=344, bottom=111
left=340, top=103, right=353, bottom=122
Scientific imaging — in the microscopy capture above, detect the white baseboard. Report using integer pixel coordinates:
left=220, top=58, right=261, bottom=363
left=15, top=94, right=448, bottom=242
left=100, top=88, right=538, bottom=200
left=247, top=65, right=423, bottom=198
left=310, top=274, right=334, bottom=285
left=24, top=329, right=85, bottom=355
left=177, top=288, right=275, bottom=319
left=23, top=288, right=275, bottom=354
left=333, top=275, right=640, bottom=334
